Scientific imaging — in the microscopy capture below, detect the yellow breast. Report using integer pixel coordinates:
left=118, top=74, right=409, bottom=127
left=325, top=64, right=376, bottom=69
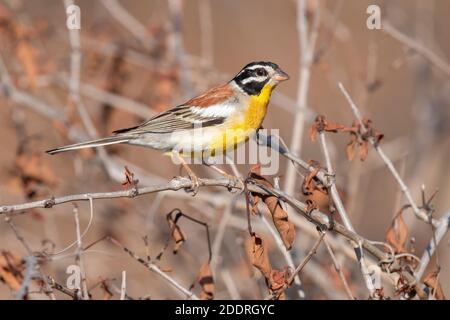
left=208, top=84, right=275, bottom=155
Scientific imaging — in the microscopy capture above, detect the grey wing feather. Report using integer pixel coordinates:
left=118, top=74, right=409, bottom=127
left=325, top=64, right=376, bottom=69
left=113, top=105, right=226, bottom=135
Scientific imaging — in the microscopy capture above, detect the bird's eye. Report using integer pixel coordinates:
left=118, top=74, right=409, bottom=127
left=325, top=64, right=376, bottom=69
left=256, top=69, right=266, bottom=77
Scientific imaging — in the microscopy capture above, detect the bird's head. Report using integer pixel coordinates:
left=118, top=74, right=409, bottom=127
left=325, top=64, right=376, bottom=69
left=232, top=61, right=289, bottom=96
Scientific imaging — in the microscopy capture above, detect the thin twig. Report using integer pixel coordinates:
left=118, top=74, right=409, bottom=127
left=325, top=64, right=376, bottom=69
left=338, top=82, right=438, bottom=227
left=211, top=202, right=233, bottom=271
left=100, top=0, right=156, bottom=50
left=167, top=0, right=193, bottom=98
left=318, top=131, right=376, bottom=296
left=415, top=211, right=450, bottom=279
left=290, top=231, right=325, bottom=283
left=259, top=213, right=305, bottom=299
left=47, top=276, right=78, bottom=299
left=15, top=256, right=36, bottom=300
left=120, top=270, right=126, bottom=300
left=284, top=0, right=320, bottom=196
left=63, top=0, right=128, bottom=185
left=107, top=237, right=199, bottom=300
left=4, top=217, right=33, bottom=254
left=198, top=0, right=214, bottom=65
left=318, top=132, right=354, bottom=231
left=221, top=269, right=241, bottom=300
left=324, top=237, right=355, bottom=299
left=266, top=230, right=325, bottom=300
left=73, top=204, right=89, bottom=300
left=4, top=217, right=56, bottom=300
left=53, top=74, right=155, bottom=119
left=383, top=22, right=450, bottom=77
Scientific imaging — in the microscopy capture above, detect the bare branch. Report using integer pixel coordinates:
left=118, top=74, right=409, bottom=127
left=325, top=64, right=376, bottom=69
left=338, top=82, right=438, bottom=227
left=0, top=177, right=427, bottom=298
left=100, top=0, right=156, bottom=50
left=324, top=237, right=355, bottom=299
left=72, top=204, right=89, bottom=300
left=383, top=22, right=450, bottom=77
left=318, top=131, right=376, bottom=296
left=415, top=211, right=450, bottom=279
left=266, top=230, right=325, bottom=300
left=259, top=212, right=305, bottom=299
left=120, top=270, right=126, bottom=300
left=107, top=237, right=199, bottom=300
left=283, top=0, right=320, bottom=197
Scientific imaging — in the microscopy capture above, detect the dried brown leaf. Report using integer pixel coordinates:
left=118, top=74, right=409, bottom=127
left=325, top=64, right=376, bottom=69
left=423, top=271, right=446, bottom=300
left=121, top=166, right=139, bottom=189
left=301, top=164, right=323, bottom=196
left=167, top=212, right=186, bottom=254
left=197, top=263, right=214, bottom=300
left=269, top=269, right=287, bottom=292
left=15, top=153, right=57, bottom=186
left=249, top=167, right=295, bottom=250
left=0, top=251, right=24, bottom=291
left=264, top=196, right=295, bottom=250
left=346, top=136, right=357, bottom=161
left=385, top=209, right=409, bottom=253
left=359, top=141, right=369, bottom=161
left=344, top=119, right=385, bottom=162
left=310, top=115, right=345, bottom=143
left=247, top=234, right=271, bottom=279
left=309, top=124, right=318, bottom=143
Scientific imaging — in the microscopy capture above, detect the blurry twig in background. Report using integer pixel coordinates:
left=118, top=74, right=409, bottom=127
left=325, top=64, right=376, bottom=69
left=120, top=270, right=126, bottom=300
left=53, top=74, right=155, bottom=119
left=107, top=236, right=199, bottom=300
left=415, top=211, right=450, bottom=280
left=100, top=0, right=156, bottom=50
left=4, top=217, right=57, bottom=300
left=383, top=22, right=450, bottom=77
left=318, top=130, right=376, bottom=296
left=72, top=204, right=89, bottom=300
left=221, top=269, right=241, bottom=300
left=167, top=0, right=193, bottom=98
left=338, top=83, right=450, bottom=293
left=324, top=237, right=355, bottom=299
left=266, top=230, right=325, bottom=300
left=198, top=0, right=214, bottom=66
left=63, top=0, right=121, bottom=184
left=284, top=0, right=320, bottom=197
left=259, top=211, right=305, bottom=299
left=81, top=35, right=308, bottom=116
left=338, top=83, right=438, bottom=227
left=46, top=276, right=77, bottom=299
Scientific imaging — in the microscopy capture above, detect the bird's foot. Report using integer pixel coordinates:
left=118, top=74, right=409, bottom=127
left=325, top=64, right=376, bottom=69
left=186, top=170, right=200, bottom=196
left=226, top=174, right=245, bottom=193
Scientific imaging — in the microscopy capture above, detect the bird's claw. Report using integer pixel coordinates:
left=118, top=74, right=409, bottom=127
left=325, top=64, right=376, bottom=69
left=187, top=172, right=200, bottom=196
left=227, top=175, right=245, bottom=193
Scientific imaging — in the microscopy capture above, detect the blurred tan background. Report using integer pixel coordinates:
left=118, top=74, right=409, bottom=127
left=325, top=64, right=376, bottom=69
left=0, top=0, right=449, bottom=299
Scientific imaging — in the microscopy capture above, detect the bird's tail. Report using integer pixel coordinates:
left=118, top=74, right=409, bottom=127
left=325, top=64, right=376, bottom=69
left=46, top=135, right=132, bottom=155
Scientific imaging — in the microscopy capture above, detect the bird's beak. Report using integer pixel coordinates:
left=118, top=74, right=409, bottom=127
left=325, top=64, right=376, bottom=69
left=273, top=68, right=290, bottom=82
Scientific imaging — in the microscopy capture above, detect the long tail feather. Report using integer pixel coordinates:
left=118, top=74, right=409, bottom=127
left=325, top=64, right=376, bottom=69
left=46, top=136, right=132, bottom=155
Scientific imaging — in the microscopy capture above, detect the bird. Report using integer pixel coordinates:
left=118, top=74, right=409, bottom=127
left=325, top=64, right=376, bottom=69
left=47, top=61, right=289, bottom=193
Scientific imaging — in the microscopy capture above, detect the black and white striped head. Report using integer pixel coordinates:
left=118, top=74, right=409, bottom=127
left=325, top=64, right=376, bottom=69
left=232, top=61, right=289, bottom=96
